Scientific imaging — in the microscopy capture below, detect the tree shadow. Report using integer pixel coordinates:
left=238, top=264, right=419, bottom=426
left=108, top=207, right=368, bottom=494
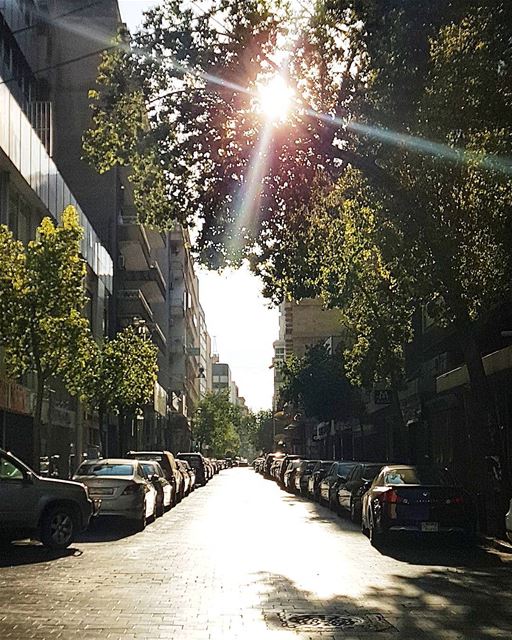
left=278, top=484, right=505, bottom=568
left=254, top=567, right=512, bottom=638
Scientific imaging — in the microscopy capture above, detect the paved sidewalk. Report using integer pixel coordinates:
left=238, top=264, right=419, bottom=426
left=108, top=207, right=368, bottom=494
left=1, top=468, right=512, bottom=639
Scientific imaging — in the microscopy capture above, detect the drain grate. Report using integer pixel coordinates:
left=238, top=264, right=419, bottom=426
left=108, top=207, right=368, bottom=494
left=278, top=612, right=395, bottom=632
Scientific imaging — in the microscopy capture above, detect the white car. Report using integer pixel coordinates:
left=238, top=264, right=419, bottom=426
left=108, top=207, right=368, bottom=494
left=73, top=459, right=157, bottom=531
left=506, top=499, right=512, bottom=543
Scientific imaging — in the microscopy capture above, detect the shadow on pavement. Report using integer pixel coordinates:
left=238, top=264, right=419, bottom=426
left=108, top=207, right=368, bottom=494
left=76, top=516, right=137, bottom=543
left=255, top=566, right=512, bottom=638
left=277, top=483, right=505, bottom=568
left=0, top=541, right=80, bottom=567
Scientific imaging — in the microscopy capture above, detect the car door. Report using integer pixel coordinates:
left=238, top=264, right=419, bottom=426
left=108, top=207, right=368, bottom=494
left=320, top=464, right=335, bottom=500
left=0, top=453, right=39, bottom=528
left=338, top=466, right=359, bottom=511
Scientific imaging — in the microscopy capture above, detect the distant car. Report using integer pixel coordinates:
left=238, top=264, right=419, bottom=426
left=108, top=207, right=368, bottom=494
left=294, top=460, right=319, bottom=496
left=73, top=459, right=157, bottom=531
left=176, top=460, right=191, bottom=496
left=336, top=462, right=387, bottom=522
left=318, top=461, right=358, bottom=510
left=278, top=455, right=302, bottom=486
left=283, top=460, right=302, bottom=492
left=126, top=451, right=182, bottom=503
left=177, top=459, right=196, bottom=493
left=361, top=465, right=475, bottom=546
left=264, top=453, right=284, bottom=478
left=177, top=453, right=208, bottom=486
left=307, top=460, right=333, bottom=501
left=0, top=448, right=95, bottom=549
left=139, top=460, right=172, bottom=517
left=506, top=499, right=512, bottom=543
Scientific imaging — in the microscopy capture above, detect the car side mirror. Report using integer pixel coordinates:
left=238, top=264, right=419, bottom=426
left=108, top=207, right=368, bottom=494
left=151, top=474, right=159, bottom=483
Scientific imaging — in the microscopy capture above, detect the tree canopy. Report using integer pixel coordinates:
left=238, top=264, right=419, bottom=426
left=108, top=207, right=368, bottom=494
left=0, top=207, right=93, bottom=464
left=193, top=390, right=241, bottom=457
left=278, top=342, right=357, bottom=421
left=85, top=1, right=512, bottom=489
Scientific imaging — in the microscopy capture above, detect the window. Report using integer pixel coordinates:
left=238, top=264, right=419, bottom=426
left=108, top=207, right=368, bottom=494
left=0, top=456, right=24, bottom=480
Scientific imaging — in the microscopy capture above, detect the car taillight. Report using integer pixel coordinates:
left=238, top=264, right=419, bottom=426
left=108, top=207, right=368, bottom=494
left=448, top=496, right=464, bottom=505
left=381, top=489, right=403, bottom=504
left=122, top=483, right=141, bottom=495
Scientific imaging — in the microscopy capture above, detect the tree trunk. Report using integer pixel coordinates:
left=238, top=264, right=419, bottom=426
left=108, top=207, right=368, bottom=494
left=98, top=406, right=106, bottom=457
left=32, top=374, right=45, bottom=472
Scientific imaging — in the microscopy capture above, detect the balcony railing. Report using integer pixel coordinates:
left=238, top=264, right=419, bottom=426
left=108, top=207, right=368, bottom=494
left=117, top=289, right=154, bottom=323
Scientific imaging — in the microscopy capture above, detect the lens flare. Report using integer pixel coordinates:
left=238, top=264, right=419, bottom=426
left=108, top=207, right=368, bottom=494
left=258, top=75, right=294, bottom=122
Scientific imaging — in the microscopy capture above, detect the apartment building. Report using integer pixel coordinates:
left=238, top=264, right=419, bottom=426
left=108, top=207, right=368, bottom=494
left=0, top=2, right=113, bottom=468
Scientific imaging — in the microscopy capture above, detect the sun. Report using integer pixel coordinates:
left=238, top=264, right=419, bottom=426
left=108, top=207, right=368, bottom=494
left=257, top=75, right=294, bottom=122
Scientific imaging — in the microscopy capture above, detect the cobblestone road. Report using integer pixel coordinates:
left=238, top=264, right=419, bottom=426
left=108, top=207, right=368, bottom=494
left=1, top=468, right=512, bottom=640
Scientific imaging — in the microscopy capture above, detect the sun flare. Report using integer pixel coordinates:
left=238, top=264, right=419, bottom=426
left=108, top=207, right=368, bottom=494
left=257, top=75, right=294, bottom=122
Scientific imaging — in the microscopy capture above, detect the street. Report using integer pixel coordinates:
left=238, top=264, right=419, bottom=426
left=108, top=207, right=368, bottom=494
left=1, top=468, right=512, bottom=640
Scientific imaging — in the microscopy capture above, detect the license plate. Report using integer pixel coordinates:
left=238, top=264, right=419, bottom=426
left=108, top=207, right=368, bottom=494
left=90, top=487, right=114, bottom=496
left=421, top=521, right=439, bottom=532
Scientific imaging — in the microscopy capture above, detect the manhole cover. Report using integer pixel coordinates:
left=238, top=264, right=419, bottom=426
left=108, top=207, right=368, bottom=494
left=278, top=612, right=395, bottom=632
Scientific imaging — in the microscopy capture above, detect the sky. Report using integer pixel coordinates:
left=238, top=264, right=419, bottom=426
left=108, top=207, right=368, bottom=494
left=118, top=1, right=279, bottom=411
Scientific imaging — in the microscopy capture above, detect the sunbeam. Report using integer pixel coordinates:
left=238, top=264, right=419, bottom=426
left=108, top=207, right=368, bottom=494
left=308, top=110, right=512, bottom=176
left=227, top=121, right=274, bottom=258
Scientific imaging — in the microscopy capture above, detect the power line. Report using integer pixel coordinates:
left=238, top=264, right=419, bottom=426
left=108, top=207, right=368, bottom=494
left=11, top=0, right=105, bottom=35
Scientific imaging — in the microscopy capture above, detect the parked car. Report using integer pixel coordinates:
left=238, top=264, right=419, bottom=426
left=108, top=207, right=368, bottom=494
left=307, top=460, right=333, bottom=500
left=336, top=462, right=387, bottom=522
left=73, top=458, right=157, bottom=531
left=283, top=459, right=302, bottom=492
left=506, top=498, right=512, bottom=543
left=318, top=461, right=358, bottom=510
left=361, top=465, right=475, bottom=546
left=177, top=458, right=196, bottom=493
left=0, top=448, right=95, bottom=549
left=139, top=460, right=172, bottom=516
left=126, top=451, right=182, bottom=503
left=294, top=460, right=319, bottom=495
left=264, top=452, right=284, bottom=478
left=278, top=454, right=302, bottom=486
left=177, top=453, right=208, bottom=486
left=176, top=460, right=191, bottom=496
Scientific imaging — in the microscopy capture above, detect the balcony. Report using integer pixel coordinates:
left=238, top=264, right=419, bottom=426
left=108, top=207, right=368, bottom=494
left=118, top=215, right=151, bottom=271
left=170, top=301, right=186, bottom=318
left=122, top=260, right=167, bottom=302
left=117, top=289, right=153, bottom=324
left=149, top=321, right=167, bottom=353
left=145, top=225, right=166, bottom=250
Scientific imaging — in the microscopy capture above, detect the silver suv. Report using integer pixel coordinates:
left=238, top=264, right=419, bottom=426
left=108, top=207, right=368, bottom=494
left=0, top=448, right=95, bottom=549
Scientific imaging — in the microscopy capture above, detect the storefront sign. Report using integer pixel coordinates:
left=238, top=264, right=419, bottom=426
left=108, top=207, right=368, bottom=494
left=0, top=379, right=31, bottom=415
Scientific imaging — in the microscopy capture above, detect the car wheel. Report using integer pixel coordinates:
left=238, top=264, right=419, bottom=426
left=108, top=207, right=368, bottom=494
left=133, top=503, right=147, bottom=532
left=369, top=512, right=386, bottom=548
left=350, top=499, right=360, bottom=524
left=361, top=511, right=370, bottom=537
left=40, top=505, right=75, bottom=550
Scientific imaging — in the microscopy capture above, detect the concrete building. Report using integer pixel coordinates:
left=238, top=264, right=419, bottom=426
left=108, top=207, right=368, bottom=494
left=0, top=1, right=113, bottom=469
left=35, top=0, right=170, bottom=455
left=168, top=225, right=204, bottom=452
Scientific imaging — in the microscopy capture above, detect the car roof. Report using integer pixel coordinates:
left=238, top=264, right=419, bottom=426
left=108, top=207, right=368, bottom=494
left=79, top=458, right=137, bottom=466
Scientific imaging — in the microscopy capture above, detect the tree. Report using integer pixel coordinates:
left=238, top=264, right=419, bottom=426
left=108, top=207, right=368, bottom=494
left=82, top=326, right=158, bottom=454
left=278, top=342, right=357, bottom=423
left=85, top=1, right=512, bottom=524
left=193, top=390, right=241, bottom=457
left=0, top=207, right=94, bottom=467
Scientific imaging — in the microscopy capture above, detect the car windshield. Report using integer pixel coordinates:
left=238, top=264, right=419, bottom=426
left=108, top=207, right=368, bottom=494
left=77, top=463, right=134, bottom=476
left=383, top=467, right=453, bottom=485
